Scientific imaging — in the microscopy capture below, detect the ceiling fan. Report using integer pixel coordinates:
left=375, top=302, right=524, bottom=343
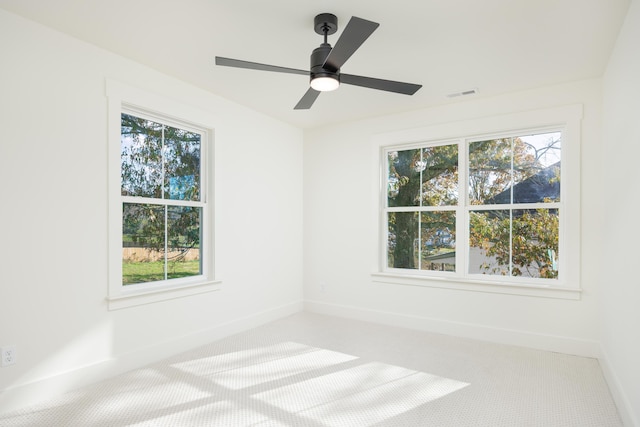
left=215, top=13, right=422, bottom=110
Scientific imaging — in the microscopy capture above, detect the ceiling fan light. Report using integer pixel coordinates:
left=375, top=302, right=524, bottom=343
left=310, top=76, right=340, bottom=92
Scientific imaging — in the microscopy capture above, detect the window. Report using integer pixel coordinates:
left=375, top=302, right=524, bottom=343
left=107, top=80, right=218, bottom=309
left=467, top=133, right=561, bottom=279
left=121, top=112, right=204, bottom=285
left=374, top=106, right=581, bottom=299
left=386, top=142, right=459, bottom=272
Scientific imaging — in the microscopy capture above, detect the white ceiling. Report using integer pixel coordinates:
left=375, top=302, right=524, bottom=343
left=0, top=0, right=630, bottom=129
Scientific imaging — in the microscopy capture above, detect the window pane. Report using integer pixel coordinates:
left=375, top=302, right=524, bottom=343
left=387, top=212, right=419, bottom=269
left=122, top=203, right=166, bottom=285
left=421, top=145, right=458, bottom=206
left=420, top=211, right=455, bottom=272
left=164, top=126, right=201, bottom=201
left=469, top=209, right=559, bottom=279
left=387, top=149, right=421, bottom=207
left=468, top=139, right=512, bottom=205
left=512, top=132, right=561, bottom=203
left=512, top=209, right=559, bottom=279
left=121, top=114, right=163, bottom=198
left=167, top=206, right=202, bottom=279
left=468, top=210, right=511, bottom=276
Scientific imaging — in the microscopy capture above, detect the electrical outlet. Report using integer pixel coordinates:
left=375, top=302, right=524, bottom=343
left=1, top=345, right=17, bottom=367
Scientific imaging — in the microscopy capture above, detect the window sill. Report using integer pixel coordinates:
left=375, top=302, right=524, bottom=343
left=107, top=280, right=222, bottom=310
left=371, top=272, right=581, bottom=300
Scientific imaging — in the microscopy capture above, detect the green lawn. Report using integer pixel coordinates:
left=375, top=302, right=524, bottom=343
left=123, top=260, right=201, bottom=285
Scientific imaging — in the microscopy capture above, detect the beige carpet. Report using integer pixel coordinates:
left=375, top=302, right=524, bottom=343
left=0, top=312, right=622, bottom=426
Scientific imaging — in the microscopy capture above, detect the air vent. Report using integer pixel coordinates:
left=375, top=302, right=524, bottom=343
left=446, top=88, right=478, bottom=98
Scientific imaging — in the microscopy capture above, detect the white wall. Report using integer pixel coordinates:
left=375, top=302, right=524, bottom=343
left=601, top=0, right=640, bottom=425
left=304, top=79, right=604, bottom=356
left=0, top=9, right=303, bottom=411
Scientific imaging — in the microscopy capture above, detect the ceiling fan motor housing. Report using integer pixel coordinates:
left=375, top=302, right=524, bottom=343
left=310, top=43, right=339, bottom=84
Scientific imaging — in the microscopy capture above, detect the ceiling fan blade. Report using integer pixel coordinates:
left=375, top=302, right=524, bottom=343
left=341, top=73, right=422, bottom=95
left=322, top=17, right=379, bottom=72
left=294, top=88, right=321, bottom=110
left=215, top=57, right=308, bottom=76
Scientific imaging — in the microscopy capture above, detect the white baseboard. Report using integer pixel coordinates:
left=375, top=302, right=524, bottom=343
left=599, top=349, right=638, bottom=427
left=304, top=300, right=601, bottom=358
left=0, top=300, right=303, bottom=414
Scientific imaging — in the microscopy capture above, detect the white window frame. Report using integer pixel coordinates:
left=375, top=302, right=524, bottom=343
left=106, top=80, right=220, bottom=310
left=371, top=105, right=582, bottom=300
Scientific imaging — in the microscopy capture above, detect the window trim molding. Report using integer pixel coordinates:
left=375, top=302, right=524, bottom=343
left=106, top=79, right=220, bottom=310
left=371, top=105, right=583, bottom=299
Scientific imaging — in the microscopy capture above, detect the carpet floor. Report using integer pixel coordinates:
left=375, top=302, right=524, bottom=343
left=0, top=312, right=622, bottom=426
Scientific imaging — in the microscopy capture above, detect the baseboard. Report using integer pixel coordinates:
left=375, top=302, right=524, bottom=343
left=0, top=300, right=304, bottom=414
left=599, top=348, right=638, bottom=427
left=304, top=300, right=601, bottom=358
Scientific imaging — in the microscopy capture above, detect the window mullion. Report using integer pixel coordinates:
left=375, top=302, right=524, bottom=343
left=200, top=131, right=206, bottom=203
left=509, top=209, right=513, bottom=277
left=418, top=148, right=423, bottom=270
left=164, top=205, right=168, bottom=281
left=161, top=125, right=166, bottom=201
left=459, top=139, right=468, bottom=278
left=509, top=136, right=514, bottom=277
left=161, top=125, right=168, bottom=281
left=121, top=196, right=204, bottom=208
left=382, top=148, right=389, bottom=271
left=510, top=137, right=514, bottom=205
